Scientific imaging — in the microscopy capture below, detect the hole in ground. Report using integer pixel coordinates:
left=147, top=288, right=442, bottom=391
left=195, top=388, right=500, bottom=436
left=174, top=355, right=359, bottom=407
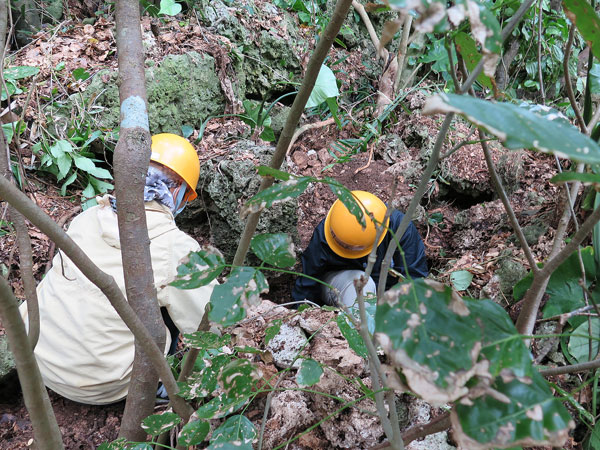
left=433, top=184, right=495, bottom=209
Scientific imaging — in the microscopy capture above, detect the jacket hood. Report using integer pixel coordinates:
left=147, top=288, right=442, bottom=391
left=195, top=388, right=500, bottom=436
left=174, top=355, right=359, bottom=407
left=96, top=195, right=178, bottom=249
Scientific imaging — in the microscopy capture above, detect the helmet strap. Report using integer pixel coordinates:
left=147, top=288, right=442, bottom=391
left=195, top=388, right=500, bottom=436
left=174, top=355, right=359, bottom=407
left=173, top=181, right=188, bottom=217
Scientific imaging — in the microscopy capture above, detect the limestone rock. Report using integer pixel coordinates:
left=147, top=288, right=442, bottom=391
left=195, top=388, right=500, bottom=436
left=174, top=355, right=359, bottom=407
left=261, top=380, right=318, bottom=450
left=65, top=52, right=226, bottom=135
left=178, top=140, right=298, bottom=262
left=312, top=370, right=384, bottom=449
left=0, top=335, right=15, bottom=381
left=266, top=323, right=307, bottom=369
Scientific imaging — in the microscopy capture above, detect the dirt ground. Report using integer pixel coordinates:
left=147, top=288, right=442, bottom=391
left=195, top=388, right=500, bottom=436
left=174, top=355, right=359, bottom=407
left=0, top=4, right=582, bottom=450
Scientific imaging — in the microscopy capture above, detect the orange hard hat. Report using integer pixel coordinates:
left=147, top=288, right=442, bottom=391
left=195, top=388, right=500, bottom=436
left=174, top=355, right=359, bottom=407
left=324, top=191, right=390, bottom=259
left=150, top=133, right=199, bottom=201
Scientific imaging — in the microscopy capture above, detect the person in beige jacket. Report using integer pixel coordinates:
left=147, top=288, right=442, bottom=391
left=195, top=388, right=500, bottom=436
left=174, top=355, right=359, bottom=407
left=20, top=133, right=217, bottom=405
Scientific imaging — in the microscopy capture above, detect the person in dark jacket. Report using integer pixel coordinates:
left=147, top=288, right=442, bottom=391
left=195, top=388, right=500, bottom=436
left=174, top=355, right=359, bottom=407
left=292, top=191, right=428, bottom=306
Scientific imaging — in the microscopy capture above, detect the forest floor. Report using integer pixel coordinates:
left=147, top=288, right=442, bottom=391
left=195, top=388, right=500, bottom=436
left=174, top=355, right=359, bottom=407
left=0, top=6, right=584, bottom=450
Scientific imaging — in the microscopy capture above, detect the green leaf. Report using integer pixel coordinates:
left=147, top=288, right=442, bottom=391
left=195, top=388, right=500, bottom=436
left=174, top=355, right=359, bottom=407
left=375, top=279, right=483, bottom=402
left=337, top=314, right=368, bottom=358
left=50, top=140, right=73, bottom=158
left=196, top=361, right=256, bottom=420
left=324, top=178, right=367, bottom=227
left=211, top=415, right=256, bottom=445
left=551, top=172, right=600, bottom=186
left=306, top=65, right=339, bottom=108
left=454, top=371, right=573, bottom=449
left=569, top=318, right=600, bottom=363
left=81, top=182, right=97, bottom=210
left=209, top=267, right=268, bottom=327
left=243, top=176, right=311, bottom=216
left=177, top=354, right=231, bottom=400
left=56, top=153, right=73, bottom=181
left=454, top=32, right=492, bottom=90
left=182, top=125, right=194, bottom=138
left=220, top=359, right=257, bottom=398
left=60, top=172, right=77, bottom=196
left=450, top=270, right=473, bottom=291
left=264, top=319, right=282, bottom=345
left=3, top=65, right=39, bottom=80
left=2, top=123, right=15, bottom=144
left=72, top=68, right=90, bottom=81
left=177, top=420, right=209, bottom=446
left=250, top=233, right=296, bottom=268
left=72, top=154, right=96, bottom=172
left=141, top=412, right=181, bottom=437
left=0, top=81, right=18, bottom=101
left=564, top=0, right=600, bottom=61
left=171, top=248, right=226, bottom=289
left=88, top=176, right=114, bottom=194
left=182, top=331, right=231, bottom=350
left=590, top=63, right=600, bottom=94
left=259, top=126, right=276, bottom=142
left=541, top=247, right=596, bottom=318
left=256, top=166, right=292, bottom=181
left=87, top=166, right=113, bottom=179
left=423, top=94, right=600, bottom=164
left=326, top=96, right=342, bottom=128
left=159, top=0, right=182, bottom=15
left=96, top=439, right=128, bottom=450
left=584, top=419, right=600, bottom=450
left=296, top=358, right=323, bottom=386
left=467, top=298, right=533, bottom=379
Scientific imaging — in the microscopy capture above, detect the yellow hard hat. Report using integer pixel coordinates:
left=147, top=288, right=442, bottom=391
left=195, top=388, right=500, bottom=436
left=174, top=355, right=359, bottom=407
left=151, top=133, right=200, bottom=201
left=324, top=191, right=390, bottom=259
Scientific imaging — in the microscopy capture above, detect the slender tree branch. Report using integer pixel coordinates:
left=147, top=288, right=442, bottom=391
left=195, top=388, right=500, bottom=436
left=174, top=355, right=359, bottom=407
left=357, top=183, right=402, bottom=448
left=0, top=177, right=193, bottom=420
left=394, top=14, right=413, bottom=92
left=538, top=358, right=600, bottom=376
left=0, top=1, right=39, bottom=350
left=536, top=0, right=545, bottom=104
left=369, top=412, right=451, bottom=449
left=564, top=26, right=586, bottom=132
left=352, top=0, right=381, bottom=56
left=232, top=0, right=354, bottom=266
left=377, top=113, right=452, bottom=295
left=587, top=102, right=600, bottom=134
left=542, top=206, right=600, bottom=276
left=445, top=36, right=460, bottom=90
left=516, top=201, right=600, bottom=335
left=480, top=131, right=539, bottom=271
left=0, top=276, right=64, bottom=449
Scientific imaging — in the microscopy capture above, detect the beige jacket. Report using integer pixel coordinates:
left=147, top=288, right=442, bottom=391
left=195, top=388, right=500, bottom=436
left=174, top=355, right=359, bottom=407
left=20, top=195, right=217, bottom=405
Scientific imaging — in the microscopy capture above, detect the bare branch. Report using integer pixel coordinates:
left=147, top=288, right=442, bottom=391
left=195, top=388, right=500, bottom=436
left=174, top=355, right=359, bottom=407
left=0, top=276, right=64, bottom=449
left=564, top=26, right=586, bottom=132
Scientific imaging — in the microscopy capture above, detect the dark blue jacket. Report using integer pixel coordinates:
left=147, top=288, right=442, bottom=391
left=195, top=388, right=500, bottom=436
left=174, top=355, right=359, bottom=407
left=292, top=210, right=428, bottom=304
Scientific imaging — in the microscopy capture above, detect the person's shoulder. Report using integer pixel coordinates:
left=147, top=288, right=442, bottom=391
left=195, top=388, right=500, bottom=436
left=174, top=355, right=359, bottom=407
left=389, top=209, right=405, bottom=225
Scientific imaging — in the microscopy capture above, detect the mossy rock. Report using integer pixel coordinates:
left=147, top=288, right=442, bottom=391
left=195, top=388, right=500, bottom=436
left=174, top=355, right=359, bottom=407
left=0, top=335, right=15, bottom=381
left=496, top=257, right=528, bottom=300
left=177, top=140, right=298, bottom=262
left=58, top=52, right=227, bottom=135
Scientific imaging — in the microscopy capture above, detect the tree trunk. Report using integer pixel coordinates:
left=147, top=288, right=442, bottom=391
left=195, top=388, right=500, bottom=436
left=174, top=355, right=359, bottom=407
left=114, top=0, right=164, bottom=441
